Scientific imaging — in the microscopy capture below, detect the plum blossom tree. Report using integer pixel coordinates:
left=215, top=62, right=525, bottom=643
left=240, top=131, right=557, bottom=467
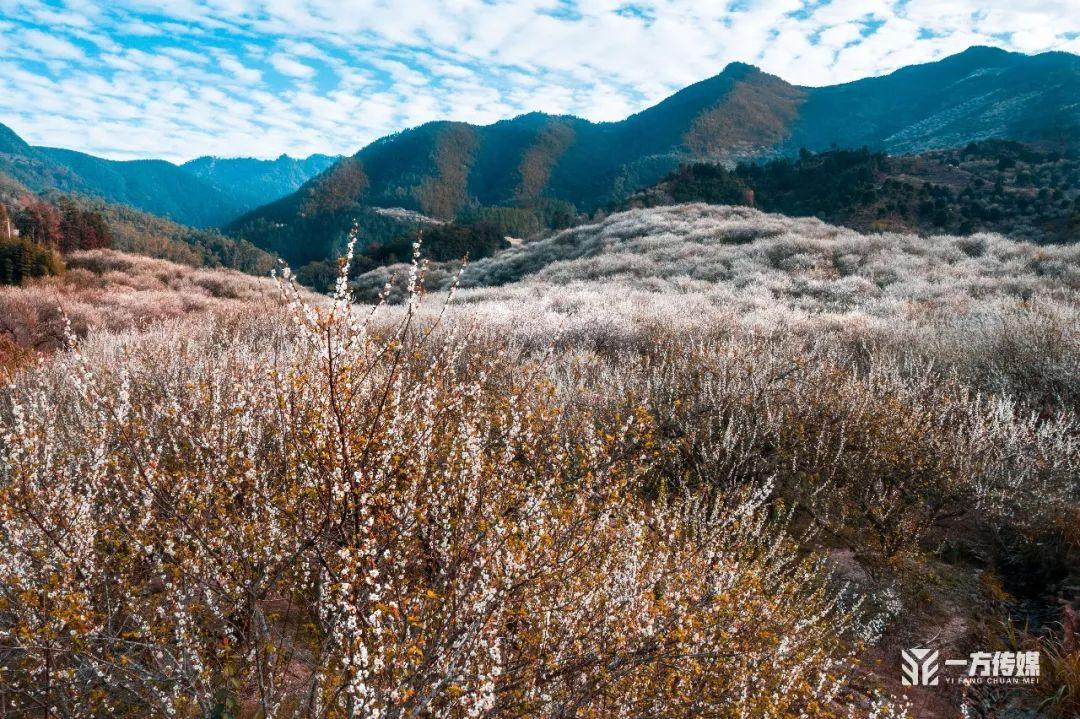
left=0, top=234, right=899, bottom=718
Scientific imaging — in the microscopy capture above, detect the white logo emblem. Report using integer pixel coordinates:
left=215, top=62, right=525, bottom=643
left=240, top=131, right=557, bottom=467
left=901, top=647, right=940, bottom=686
left=901, top=648, right=1039, bottom=687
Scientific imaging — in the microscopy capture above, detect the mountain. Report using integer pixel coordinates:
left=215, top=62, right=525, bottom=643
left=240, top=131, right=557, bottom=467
left=0, top=128, right=242, bottom=227
left=623, top=141, right=1080, bottom=244
left=0, top=123, right=335, bottom=227
left=228, top=47, right=1080, bottom=267
left=0, top=167, right=276, bottom=274
left=0, top=125, right=88, bottom=194
left=181, top=153, right=339, bottom=213
left=34, top=147, right=245, bottom=228
left=781, top=46, right=1080, bottom=155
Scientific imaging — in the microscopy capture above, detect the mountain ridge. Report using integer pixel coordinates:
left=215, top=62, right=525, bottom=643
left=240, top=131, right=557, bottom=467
left=5, top=46, right=1077, bottom=254
left=181, top=153, right=340, bottom=213
left=228, top=46, right=1079, bottom=267
left=0, top=125, right=338, bottom=227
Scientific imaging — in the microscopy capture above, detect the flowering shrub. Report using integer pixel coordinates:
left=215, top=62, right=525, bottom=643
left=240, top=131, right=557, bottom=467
left=360, top=205, right=1079, bottom=411
left=556, top=327, right=1078, bottom=569
left=3, top=205, right=1077, bottom=717
left=0, top=245, right=889, bottom=717
left=0, top=249, right=289, bottom=376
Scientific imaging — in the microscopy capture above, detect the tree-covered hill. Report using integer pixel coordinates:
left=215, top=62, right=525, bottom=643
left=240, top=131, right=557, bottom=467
left=0, top=171, right=275, bottom=283
left=34, top=146, right=244, bottom=228
left=624, top=141, right=1080, bottom=244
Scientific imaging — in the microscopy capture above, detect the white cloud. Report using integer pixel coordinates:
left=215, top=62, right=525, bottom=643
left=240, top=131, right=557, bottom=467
left=0, top=0, right=1075, bottom=162
left=270, top=54, right=316, bottom=79
left=370, top=58, right=429, bottom=87
left=216, top=53, right=262, bottom=83
left=19, top=28, right=86, bottom=60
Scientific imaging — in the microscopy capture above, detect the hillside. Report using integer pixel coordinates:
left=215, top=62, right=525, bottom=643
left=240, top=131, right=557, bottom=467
left=624, top=141, right=1080, bottom=244
left=0, top=123, right=334, bottom=227
left=0, top=249, right=288, bottom=375
left=361, top=205, right=1080, bottom=364
left=229, top=47, right=1079, bottom=266
left=3, top=206, right=1077, bottom=717
left=0, top=170, right=275, bottom=276
left=783, top=47, right=1080, bottom=154
left=33, top=147, right=247, bottom=227
left=63, top=195, right=277, bottom=274
left=0, top=128, right=241, bottom=227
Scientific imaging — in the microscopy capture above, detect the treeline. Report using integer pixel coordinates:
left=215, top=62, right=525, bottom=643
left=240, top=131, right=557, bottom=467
left=274, top=201, right=578, bottom=292
left=76, top=196, right=275, bottom=276
left=624, top=141, right=1080, bottom=244
left=296, top=218, right=512, bottom=293
left=232, top=187, right=579, bottom=289
left=12, top=196, right=111, bottom=252
left=0, top=230, right=61, bottom=286
left=0, top=196, right=112, bottom=285
left=1, top=189, right=278, bottom=286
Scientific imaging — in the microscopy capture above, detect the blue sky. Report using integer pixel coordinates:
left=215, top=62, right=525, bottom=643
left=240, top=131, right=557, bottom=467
left=0, top=0, right=1077, bottom=162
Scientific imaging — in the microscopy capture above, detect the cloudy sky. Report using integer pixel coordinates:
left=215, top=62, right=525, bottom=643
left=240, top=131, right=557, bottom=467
left=0, top=0, right=1077, bottom=162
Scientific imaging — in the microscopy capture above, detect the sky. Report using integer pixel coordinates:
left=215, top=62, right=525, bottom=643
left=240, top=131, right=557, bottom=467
left=0, top=0, right=1077, bottom=163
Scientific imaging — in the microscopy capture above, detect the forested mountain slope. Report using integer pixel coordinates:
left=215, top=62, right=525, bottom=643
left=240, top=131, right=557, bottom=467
left=229, top=47, right=1079, bottom=266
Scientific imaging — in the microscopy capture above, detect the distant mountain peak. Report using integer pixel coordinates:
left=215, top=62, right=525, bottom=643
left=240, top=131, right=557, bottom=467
left=180, top=153, right=341, bottom=214
left=183, top=152, right=335, bottom=165
left=718, top=60, right=763, bottom=75
left=954, top=44, right=1013, bottom=58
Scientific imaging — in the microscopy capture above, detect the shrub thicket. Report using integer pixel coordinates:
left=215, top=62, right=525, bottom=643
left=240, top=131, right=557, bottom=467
left=3, top=206, right=1078, bottom=716
left=0, top=245, right=896, bottom=717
